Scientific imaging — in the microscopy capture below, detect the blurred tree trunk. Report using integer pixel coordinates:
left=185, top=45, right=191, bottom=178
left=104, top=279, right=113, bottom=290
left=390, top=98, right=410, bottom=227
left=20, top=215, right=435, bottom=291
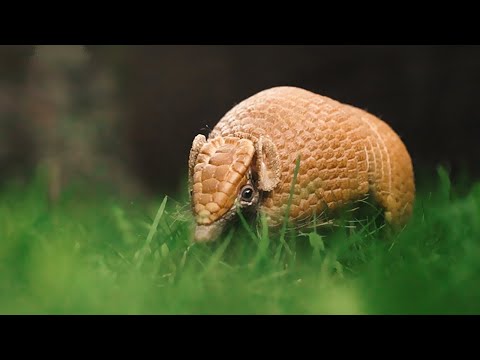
left=20, top=45, right=143, bottom=206
left=0, top=46, right=36, bottom=185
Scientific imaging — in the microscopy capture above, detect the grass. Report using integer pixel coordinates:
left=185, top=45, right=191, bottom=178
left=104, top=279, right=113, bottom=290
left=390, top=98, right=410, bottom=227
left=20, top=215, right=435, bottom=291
left=0, top=166, right=480, bottom=314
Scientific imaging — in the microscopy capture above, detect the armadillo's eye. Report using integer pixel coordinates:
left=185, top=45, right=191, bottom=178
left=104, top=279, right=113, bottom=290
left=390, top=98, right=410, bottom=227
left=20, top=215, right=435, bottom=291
left=240, top=185, right=254, bottom=202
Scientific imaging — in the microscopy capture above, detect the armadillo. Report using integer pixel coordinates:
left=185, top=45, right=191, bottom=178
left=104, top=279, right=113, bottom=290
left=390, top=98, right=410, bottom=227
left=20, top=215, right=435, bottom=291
left=188, top=86, right=415, bottom=242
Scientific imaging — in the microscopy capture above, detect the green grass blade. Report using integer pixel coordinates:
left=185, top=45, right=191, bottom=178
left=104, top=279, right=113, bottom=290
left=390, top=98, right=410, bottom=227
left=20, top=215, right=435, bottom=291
left=201, top=230, right=233, bottom=275
left=134, top=195, right=168, bottom=268
left=236, top=207, right=259, bottom=244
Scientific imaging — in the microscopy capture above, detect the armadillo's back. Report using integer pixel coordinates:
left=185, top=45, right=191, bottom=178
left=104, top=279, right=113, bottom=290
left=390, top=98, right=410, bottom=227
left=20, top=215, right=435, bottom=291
left=209, top=86, right=415, bottom=228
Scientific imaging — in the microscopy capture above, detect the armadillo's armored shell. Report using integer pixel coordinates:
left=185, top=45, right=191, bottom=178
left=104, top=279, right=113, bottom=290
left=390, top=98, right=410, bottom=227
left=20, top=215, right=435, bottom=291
left=209, top=86, right=415, bottom=227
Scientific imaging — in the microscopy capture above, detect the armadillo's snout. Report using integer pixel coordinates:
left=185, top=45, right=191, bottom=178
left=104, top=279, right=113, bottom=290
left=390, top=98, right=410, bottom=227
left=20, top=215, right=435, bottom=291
left=193, top=223, right=224, bottom=243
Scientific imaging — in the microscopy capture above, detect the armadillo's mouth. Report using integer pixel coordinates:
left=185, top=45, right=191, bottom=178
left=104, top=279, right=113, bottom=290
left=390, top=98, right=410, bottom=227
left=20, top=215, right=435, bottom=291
left=193, top=222, right=226, bottom=243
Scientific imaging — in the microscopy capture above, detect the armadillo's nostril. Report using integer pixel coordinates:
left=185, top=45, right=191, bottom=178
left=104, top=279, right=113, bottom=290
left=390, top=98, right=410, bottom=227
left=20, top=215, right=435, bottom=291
left=194, top=226, right=214, bottom=242
left=193, top=223, right=224, bottom=243
left=193, top=231, right=211, bottom=243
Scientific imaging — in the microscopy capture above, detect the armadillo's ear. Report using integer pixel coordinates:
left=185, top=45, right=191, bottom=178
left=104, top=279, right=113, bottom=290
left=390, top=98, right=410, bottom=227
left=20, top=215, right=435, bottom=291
left=255, top=136, right=281, bottom=191
left=188, top=134, right=206, bottom=187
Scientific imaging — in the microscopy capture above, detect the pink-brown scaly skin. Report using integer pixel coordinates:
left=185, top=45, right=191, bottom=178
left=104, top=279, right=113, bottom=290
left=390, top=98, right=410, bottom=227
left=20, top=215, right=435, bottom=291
left=190, top=86, right=415, bottom=240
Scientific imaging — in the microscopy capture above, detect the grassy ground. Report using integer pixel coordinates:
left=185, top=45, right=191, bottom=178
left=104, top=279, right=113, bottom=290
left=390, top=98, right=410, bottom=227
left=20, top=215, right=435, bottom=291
left=0, top=167, right=479, bottom=315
